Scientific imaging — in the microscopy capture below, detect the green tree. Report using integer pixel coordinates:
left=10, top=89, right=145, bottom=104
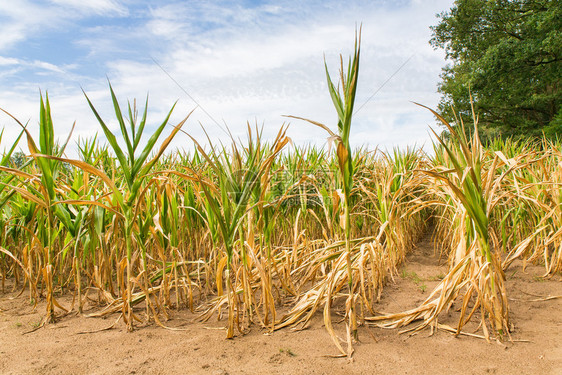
left=9, top=152, right=26, bottom=169
left=431, top=0, right=561, bottom=139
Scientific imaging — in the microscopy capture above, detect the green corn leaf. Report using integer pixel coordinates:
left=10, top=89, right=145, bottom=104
left=127, top=100, right=135, bottom=143
left=108, top=81, right=134, bottom=162
left=133, top=97, right=149, bottom=152
left=1, top=129, right=24, bottom=167
left=132, top=102, right=179, bottom=179
left=39, top=93, right=54, bottom=156
left=83, top=89, right=132, bottom=186
left=325, top=63, right=345, bottom=126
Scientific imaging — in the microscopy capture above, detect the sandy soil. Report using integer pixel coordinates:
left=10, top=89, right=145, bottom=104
left=1, top=236, right=561, bottom=375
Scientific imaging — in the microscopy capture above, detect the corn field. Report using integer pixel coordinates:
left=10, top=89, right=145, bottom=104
left=1, top=36, right=561, bottom=359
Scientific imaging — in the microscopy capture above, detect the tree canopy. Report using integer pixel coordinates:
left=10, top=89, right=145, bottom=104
left=431, top=0, right=561, bottom=139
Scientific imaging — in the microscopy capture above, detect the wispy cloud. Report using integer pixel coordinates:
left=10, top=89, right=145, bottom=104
left=0, top=1, right=58, bottom=50
left=0, top=56, right=20, bottom=66
left=49, top=0, right=129, bottom=16
left=0, top=0, right=453, bottom=155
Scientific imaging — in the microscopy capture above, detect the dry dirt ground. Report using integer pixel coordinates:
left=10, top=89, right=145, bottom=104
left=1, top=236, right=561, bottom=375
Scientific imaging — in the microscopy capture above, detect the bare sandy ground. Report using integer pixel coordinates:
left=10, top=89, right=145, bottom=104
left=1, top=237, right=561, bottom=375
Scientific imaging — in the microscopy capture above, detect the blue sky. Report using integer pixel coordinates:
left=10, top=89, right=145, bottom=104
left=0, top=0, right=454, bottom=155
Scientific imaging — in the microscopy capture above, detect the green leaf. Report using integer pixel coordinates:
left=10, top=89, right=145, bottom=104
left=108, top=81, right=134, bottom=164
left=133, top=96, right=149, bottom=152
left=132, top=102, right=177, bottom=179
left=83, top=88, right=132, bottom=186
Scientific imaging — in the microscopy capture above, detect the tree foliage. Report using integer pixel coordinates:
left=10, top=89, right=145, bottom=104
left=431, top=0, right=561, bottom=139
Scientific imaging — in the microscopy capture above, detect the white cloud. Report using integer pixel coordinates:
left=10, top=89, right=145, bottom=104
left=31, top=60, right=65, bottom=73
left=110, top=1, right=452, bottom=147
left=49, top=0, right=129, bottom=16
left=0, top=1, right=55, bottom=50
left=0, top=0, right=128, bottom=52
left=1, top=0, right=455, bottom=157
left=0, top=56, right=20, bottom=66
left=0, top=56, right=71, bottom=76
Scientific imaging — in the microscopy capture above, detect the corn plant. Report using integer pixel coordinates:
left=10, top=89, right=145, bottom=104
left=368, top=103, right=515, bottom=340
left=39, top=83, right=190, bottom=330
left=287, top=29, right=361, bottom=357
left=0, top=93, right=78, bottom=323
left=171, top=126, right=290, bottom=338
left=0, top=129, right=25, bottom=291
